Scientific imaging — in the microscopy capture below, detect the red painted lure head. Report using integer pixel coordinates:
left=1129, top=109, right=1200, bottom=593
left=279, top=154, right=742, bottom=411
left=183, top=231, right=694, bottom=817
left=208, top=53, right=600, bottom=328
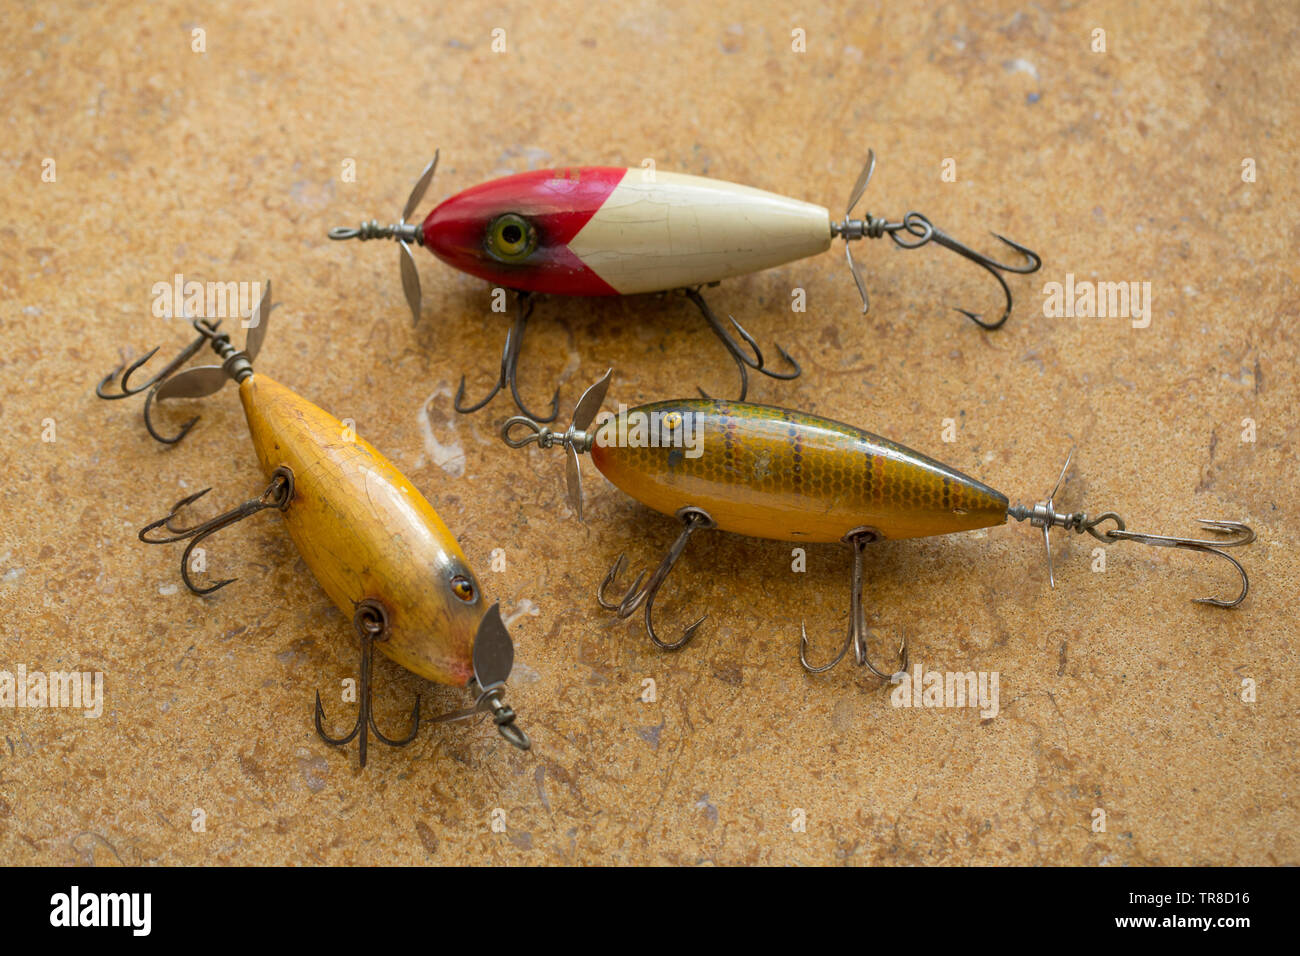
left=421, top=167, right=626, bottom=297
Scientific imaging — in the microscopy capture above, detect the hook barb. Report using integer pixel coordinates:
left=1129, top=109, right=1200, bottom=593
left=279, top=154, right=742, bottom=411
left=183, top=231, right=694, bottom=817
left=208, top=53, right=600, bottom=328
left=95, top=322, right=218, bottom=402
left=142, top=377, right=202, bottom=445
left=96, top=346, right=162, bottom=399
left=926, top=225, right=1043, bottom=330
left=454, top=292, right=560, bottom=422
left=139, top=468, right=293, bottom=595
left=798, top=528, right=908, bottom=680
left=681, top=287, right=801, bottom=401
left=1096, top=518, right=1255, bottom=609
left=598, top=508, right=715, bottom=650
left=314, top=601, right=421, bottom=769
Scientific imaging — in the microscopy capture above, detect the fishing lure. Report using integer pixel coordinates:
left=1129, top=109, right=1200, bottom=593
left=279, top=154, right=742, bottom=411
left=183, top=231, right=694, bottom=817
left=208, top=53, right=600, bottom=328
left=502, top=371, right=1254, bottom=677
left=330, top=150, right=1042, bottom=420
left=96, top=283, right=530, bottom=765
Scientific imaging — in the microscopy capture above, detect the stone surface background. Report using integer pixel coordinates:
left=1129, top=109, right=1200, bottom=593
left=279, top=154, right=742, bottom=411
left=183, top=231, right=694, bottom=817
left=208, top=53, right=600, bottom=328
left=0, top=1, right=1294, bottom=865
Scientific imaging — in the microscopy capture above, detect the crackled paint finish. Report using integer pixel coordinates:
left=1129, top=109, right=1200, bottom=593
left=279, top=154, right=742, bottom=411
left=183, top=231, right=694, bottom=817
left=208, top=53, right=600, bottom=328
left=422, top=167, right=831, bottom=296
left=590, top=400, right=1009, bottom=543
left=238, top=374, right=483, bottom=686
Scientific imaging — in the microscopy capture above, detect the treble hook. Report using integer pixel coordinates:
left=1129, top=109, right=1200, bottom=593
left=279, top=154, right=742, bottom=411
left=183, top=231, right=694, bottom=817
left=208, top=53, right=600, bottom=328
left=138, top=467, right=294, bottom=595
left=798, top=528, right=909, bottom=679
left=1084, top=516, right=1255, bottom=608
left=892, top=213, right=1041, bottom=330
left=1008, top=449, right=1255, bottom=608
left=97, top=280, right=276, bottom=445
left=681, top=287, right=801, bottom=401
left=314, top=600, right=421, bottom=768
left=597, top=507, right=716, bottom=650
left=454, top=291, right=560, bottom=423
left=96, top=324, right=214, bottom=400
left=98, top=320, right=224, bottom=444
left=833, top=149, right=1042, bottom=330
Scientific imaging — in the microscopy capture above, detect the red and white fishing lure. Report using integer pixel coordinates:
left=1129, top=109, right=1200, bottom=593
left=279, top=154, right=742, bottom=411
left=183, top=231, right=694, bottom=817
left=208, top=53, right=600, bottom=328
left=330, top=151, right=1041, bottom=420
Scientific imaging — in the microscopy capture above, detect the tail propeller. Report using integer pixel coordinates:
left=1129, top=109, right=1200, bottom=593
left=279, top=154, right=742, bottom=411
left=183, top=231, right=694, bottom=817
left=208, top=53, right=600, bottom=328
left=1007, top=447, right=1255, bottom=607
left=832, top=149, right=1042, bottom=329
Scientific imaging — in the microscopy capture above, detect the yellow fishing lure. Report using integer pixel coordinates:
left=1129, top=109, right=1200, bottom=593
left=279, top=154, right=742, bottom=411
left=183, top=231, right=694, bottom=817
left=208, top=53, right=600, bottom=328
left=98, top=283, right=529, bottom=766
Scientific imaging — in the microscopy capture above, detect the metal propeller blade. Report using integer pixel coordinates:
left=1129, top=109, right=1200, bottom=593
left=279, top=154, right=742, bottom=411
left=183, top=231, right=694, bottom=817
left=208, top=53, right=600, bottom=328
left=403, top=152, right=439, bottom=222
left=572, top=367, right=612, bottom=431
left=153, top=364, right=230, bottom=401
left=243, top=279, right=273, bottom=361
left=841, top=151, right=877, bottom=313
left=1041, top=446, right=1076, bottom=587
left=397, top=153, right=438, bottom=325
left=566, top=445, right=584, bottom=523
left=846, top=149, right=876, bottom=218
left=472, top=602, right=515, bottom=690
left=845, top=245, right=869, bottom=314
left=399, top=241, right=421, bottom=325
left=565, top=368, right=612, bottom=520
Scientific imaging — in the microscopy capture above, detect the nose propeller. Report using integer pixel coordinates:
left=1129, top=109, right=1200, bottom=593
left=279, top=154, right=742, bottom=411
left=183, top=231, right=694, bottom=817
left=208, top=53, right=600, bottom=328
left=329, top=152, right=439, bottom=324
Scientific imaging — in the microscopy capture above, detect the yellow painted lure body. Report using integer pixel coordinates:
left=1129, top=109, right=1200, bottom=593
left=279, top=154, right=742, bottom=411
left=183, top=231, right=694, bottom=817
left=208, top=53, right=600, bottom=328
left=239, top=374, right=481, bottom=687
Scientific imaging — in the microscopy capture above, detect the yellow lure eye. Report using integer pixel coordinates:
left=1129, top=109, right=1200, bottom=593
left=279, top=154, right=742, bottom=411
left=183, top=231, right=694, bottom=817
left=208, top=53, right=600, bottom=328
left=486, top=213, right=536, bottom=261
left=450, top=575, right=476, bottom=603
left=663, top=412, right=682, bottom=430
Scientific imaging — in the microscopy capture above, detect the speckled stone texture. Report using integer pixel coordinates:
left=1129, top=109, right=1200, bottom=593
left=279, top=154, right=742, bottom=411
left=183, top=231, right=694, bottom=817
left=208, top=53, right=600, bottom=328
left=1, top=2, right=1294, bottom=865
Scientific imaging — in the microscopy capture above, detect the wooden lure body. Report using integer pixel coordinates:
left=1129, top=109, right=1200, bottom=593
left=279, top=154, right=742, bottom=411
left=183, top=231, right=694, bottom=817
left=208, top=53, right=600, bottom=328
left=589, top=400, right=1008, bottom=543
left=422, top=167, right=832, bottom=297
left=238, top=373, right=482, bottom=687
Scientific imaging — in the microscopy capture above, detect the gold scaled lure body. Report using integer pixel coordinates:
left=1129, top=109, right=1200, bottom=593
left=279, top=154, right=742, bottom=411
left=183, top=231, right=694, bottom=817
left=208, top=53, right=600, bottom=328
left=590, top=399, right=1007, bottom=544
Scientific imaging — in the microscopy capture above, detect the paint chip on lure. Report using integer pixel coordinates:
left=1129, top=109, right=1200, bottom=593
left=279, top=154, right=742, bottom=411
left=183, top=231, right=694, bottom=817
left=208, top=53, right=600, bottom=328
left=503, top=371, right=1254, bottom=679
left=329, top=150, right=1042, bottom=418
left=97, top=282, right=531, bottom=766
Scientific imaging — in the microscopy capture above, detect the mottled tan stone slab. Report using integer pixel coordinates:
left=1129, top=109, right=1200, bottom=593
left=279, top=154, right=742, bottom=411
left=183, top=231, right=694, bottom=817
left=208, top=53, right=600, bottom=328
left=0, top=1, right=1293, bottom=865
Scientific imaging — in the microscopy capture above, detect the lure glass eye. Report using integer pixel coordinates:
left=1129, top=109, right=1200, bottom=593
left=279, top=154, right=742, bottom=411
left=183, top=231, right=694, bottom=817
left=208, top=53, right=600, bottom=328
left=485, top=213, right=536, bottom=262
left=450, top=574, right=476, bottom=603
